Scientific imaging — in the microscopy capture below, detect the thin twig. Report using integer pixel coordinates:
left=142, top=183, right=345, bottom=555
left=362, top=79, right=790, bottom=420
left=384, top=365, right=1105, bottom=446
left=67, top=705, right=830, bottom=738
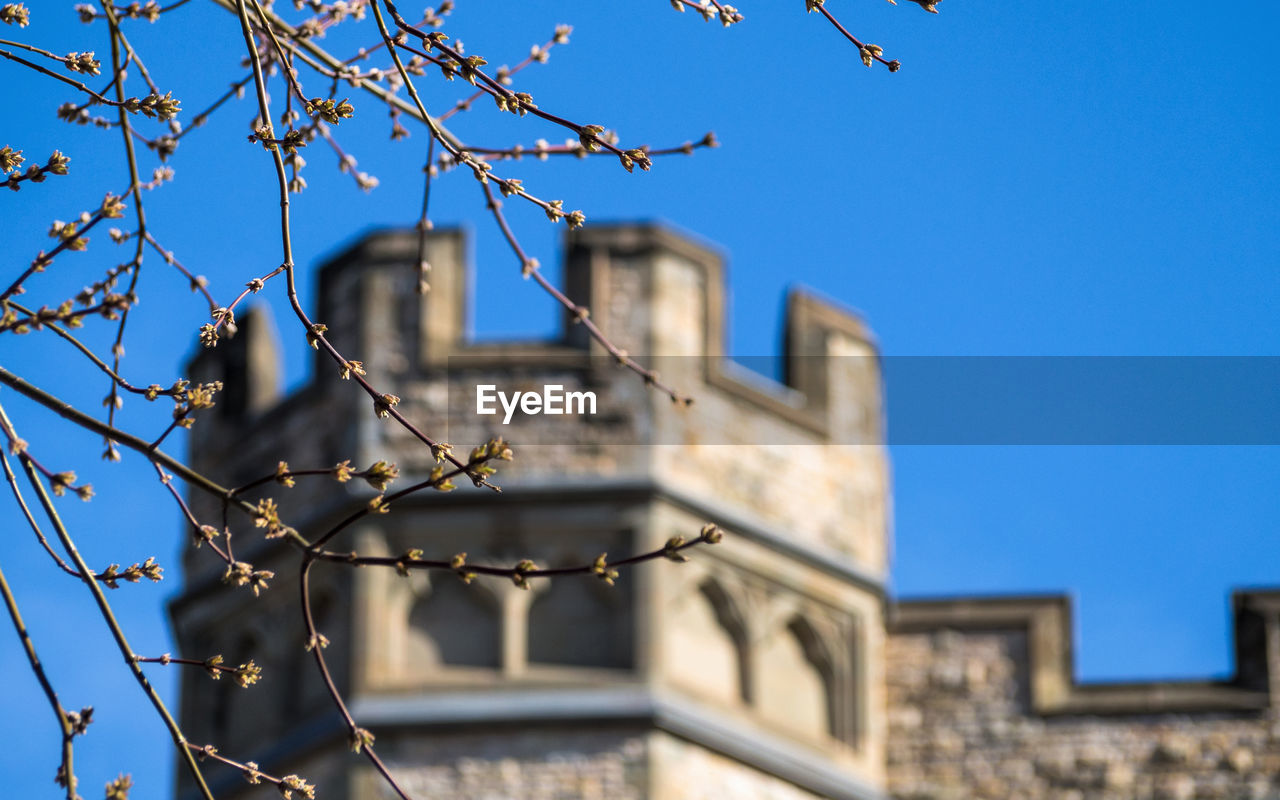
left=0, top=403, right=216, bottom=800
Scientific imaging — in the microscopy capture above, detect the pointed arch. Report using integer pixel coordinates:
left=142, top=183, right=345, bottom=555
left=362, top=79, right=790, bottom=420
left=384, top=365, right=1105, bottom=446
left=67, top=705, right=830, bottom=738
left=666, top=575, right=751, bottom=706
left=757, top=613, right=836, bottom=740
left=528, top=569, right=633, bottom=669
left=286, top=591, right=335, bottom=717
left=406, top=573, right=500, bottom=670
left=214, top=630, right=264, bottom=742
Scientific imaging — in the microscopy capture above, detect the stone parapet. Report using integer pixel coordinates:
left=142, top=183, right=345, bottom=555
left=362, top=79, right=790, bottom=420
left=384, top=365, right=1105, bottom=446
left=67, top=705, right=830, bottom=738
left=886, top=591, right=1280, bottom=800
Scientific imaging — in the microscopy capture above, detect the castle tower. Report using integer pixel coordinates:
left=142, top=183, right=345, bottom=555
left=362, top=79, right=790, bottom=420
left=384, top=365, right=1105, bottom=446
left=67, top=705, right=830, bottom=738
left=172, top=224, right=890, bottom=799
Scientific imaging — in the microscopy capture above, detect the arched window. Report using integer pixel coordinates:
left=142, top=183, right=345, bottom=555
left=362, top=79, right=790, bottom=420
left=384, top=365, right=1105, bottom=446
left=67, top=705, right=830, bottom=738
left=757, top=615, right=835, bottom=740
left=406, top=574, right=500, bottom=670
left=214, top=631, right=267, bottom=742
left=286, top=593, right=333, bottom=718
left=528, top=573, right=633, bottom=669
left=666, top=577, right=750, bottom=706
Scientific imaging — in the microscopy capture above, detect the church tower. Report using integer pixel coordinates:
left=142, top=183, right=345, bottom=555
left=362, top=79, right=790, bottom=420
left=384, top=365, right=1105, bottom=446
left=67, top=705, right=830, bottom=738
left=171, top=224, right=891, bottom=799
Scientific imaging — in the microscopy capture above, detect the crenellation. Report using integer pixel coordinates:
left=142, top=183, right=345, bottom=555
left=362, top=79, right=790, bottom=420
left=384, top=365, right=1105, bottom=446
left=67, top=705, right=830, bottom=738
left=185, top=226, right=889, bottom=556
left=175, top=224, right=890, bottom=800
left=563, top=223, right=728, bottom=359
left=313, top=228, right=468, bottom=371
left=174, top=223, right=1277, bottom=800
left=887, top=593, right=1280, bottom=799
left=784, top=289, right=880, bottom=443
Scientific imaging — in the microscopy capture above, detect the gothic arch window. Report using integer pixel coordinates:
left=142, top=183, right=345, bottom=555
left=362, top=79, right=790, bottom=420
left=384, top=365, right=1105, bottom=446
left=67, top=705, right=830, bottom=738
left=757, top=614, right=836, bottom=741
left=528, top=567, right=633, bottom=669
left=666, top=577, right=750, bottom=706
left=286, top=592, right=334, bottom=718
left=214, top=631, right=263, bottom=742
left=406, top=574, right=500, bottom=670
left=184, top=631, right=216, bottom=739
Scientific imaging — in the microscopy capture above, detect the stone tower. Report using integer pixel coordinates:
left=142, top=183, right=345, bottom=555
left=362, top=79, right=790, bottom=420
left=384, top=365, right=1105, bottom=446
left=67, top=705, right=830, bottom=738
left=172, top=224, right=891, bottom=800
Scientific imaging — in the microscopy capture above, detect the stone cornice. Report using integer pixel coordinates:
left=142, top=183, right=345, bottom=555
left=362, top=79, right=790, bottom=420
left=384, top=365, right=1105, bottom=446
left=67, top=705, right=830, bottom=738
left=349, top=686, right=888, bottom=800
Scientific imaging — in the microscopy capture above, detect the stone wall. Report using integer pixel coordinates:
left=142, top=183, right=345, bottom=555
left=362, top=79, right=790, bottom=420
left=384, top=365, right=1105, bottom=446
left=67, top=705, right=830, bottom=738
left=372, top=729, right=650, bottom=800
left=886, top=593, right=1280, bottom=800
left=651, top=732, right=832, bottom=800
left=175, top=225, right=891, bottom=800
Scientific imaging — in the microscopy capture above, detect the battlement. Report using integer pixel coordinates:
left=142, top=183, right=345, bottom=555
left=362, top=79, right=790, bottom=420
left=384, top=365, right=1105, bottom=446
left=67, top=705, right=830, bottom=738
left=887, top=591, right=1280, bottom=799
left=891, top=590, right=1280, bottom=715
left=194, top=225, right=878, bottom=431
left=174, top=224, right=1280, bottom=800
left=175, top=224, right=894, bottom=800
left=186, top=224, right=890, bottom=575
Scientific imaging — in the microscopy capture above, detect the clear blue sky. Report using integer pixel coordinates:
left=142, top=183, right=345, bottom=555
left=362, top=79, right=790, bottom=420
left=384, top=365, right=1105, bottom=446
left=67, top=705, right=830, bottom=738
left=3, top=2, right=1278, bottom=797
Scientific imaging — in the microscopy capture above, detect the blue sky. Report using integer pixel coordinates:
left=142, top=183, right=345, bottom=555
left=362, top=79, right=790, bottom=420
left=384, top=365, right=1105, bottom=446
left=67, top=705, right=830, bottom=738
left=2, top=1, right=1279, bottom=797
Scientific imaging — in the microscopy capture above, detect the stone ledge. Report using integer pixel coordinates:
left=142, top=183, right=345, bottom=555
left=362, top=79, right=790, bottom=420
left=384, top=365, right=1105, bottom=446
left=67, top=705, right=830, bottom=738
left=889, top=591, right=1279, bottom=715
left=170, top=476, right=887, bottom=622
left=349, top=685, right=888, bottom=800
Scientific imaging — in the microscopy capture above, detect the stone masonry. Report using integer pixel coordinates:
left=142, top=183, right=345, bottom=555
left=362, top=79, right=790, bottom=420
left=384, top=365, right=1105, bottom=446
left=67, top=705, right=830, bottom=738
left=174, top=224, right=887, bottom=800
left=887, top=594, right=1280, bottom=800
left=172, top=224, right=1280, bottom=800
